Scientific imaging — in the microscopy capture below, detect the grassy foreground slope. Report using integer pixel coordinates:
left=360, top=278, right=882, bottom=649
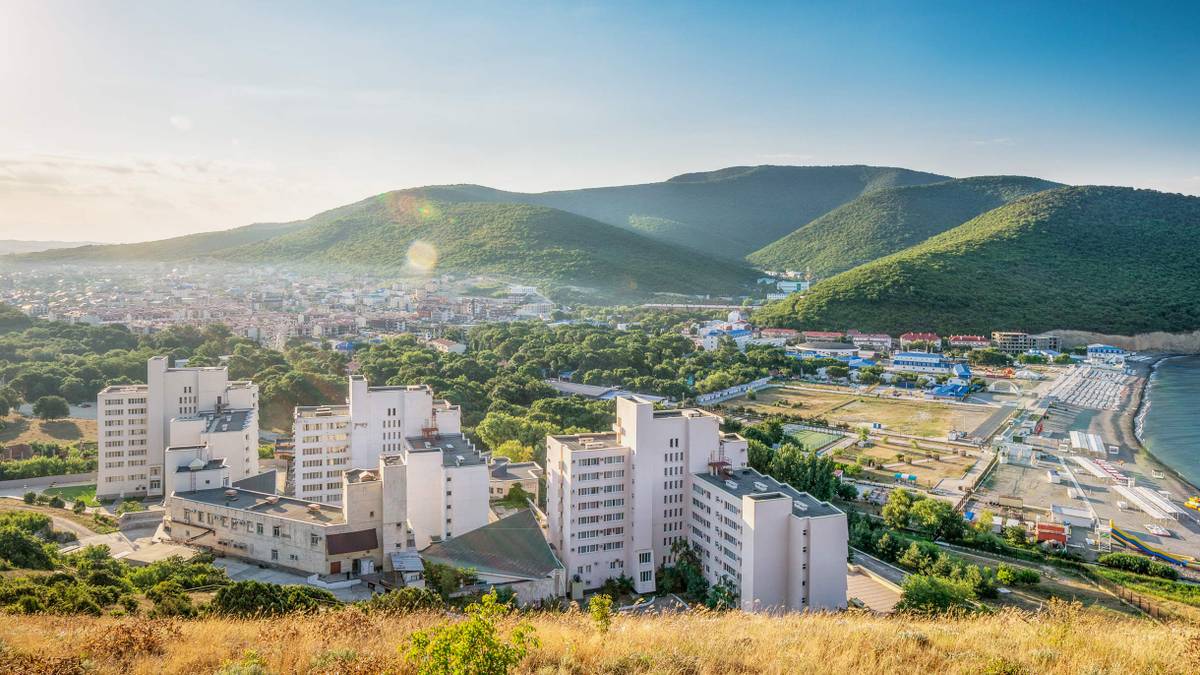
left=756, top=186, right=1200, bottom=335
left=0, top=604, right=1191, bottom=674
left=748, top=175, right=1062, bottom=275
left=214, top=190, right=757, bottom=295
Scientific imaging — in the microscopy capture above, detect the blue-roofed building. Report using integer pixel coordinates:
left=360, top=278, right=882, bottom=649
left=890, top=352, right=953, bottom=375
left=701, top=328, right=754, bottom=351
left=1087, top=344, right=1127, bottom=364
left=928, top=384, right=970, bottom=400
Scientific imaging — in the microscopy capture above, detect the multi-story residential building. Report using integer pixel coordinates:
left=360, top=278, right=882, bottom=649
left=546, top=397, right=847, bottom=612
left=165, top=432, right=491, bottom=576
left=847, top=330, right=893, bottom=352
left=991, top=332, right=1062, bottom=355
left=291, top=376, right=463, bottom=504
left=948, top=335, right=992, bottom=350
left=899, top=332, right=941, bottom=350
left=97, top=356, right=259, bottom=500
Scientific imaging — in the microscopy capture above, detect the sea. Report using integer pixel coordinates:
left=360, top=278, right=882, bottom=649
left=1137, top=355, right=1200, bottom=490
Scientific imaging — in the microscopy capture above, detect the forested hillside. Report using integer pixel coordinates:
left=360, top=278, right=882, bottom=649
left=755, top=187, right=1200, bottom=334
left=748, top=175, right=1062, bottom=275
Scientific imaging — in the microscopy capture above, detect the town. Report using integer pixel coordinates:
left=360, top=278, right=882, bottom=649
left=4, top=288, right=1195, bottom=622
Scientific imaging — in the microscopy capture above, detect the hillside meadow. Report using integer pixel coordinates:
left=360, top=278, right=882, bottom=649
left=0, top=603, right=1195, bottom=674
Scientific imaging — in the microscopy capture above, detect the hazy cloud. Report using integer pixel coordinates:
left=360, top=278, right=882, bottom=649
left=169, top=114, right=194, bottom=131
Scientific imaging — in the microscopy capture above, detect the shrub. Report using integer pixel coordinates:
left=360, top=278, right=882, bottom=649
left=146, top=580, right=196, bottom=618
left=209, top=580, right=337, bottom=617
left=116, top=500, right=146, bottom=515
left=896, top=574, right=976, bottom=615
left=48, top=496, right=65, bottom=509
left=360, top=587, right=444, bottom=614
left=0, top=526, right=57, bottom=570
left=995, top=564, right=1040, bottom=586
left=589, top=594, right=613, bottom=633
left=72, top=500, right=86, bottom=514
left=1098, top=552, right=1179, bottom=580
left=405, top=590, right=538, bottom=675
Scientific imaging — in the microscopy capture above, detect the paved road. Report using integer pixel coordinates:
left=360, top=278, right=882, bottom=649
left=850, top=547, right=908, bottom=587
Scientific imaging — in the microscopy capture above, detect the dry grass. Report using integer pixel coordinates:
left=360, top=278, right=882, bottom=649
left=0, top=415, right=96, bottom=445
left=0, top=604, right=1197, bottom=674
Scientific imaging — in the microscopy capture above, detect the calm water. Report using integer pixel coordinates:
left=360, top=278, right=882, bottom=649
left=1139, top=355, right=1200, bottom=489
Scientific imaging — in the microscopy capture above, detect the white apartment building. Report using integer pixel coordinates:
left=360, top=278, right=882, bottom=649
left=546, top=396, right=848, bottom=612
left=165, top=431, right=491, bottom=576
left=291, top=376, right=463, bottom=504
left=97, top=356, right=259, bottom=500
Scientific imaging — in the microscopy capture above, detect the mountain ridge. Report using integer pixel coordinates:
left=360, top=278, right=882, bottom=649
left=748, top=175, right=1063, bottom=275
left=754, top=186, right=1200, bottom=334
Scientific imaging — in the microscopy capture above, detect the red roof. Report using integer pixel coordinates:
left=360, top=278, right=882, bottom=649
left=803, top=330, right=844, bottom=339
left=760, top=328, right=798, bottom=337
left=900, top=332, right=940, bottom=341
left=949, top=335, right=989, bottom=342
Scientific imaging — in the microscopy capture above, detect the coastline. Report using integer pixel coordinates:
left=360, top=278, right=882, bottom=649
left=1123, top=353, right=1199, bottom=495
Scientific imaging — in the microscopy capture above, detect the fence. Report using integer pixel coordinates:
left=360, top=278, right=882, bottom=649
left=696, top=377, right=773, bottom=405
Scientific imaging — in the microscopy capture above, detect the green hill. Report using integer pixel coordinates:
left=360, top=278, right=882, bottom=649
left=17, top=220, right=309, bottom=263
left=754, top=186, right=1200, bottom=335
left=748, top=176, right=1063, bottom=276
left=206, top=190, right=757, bottom=296
left=512, top=165, right=950, bottom=258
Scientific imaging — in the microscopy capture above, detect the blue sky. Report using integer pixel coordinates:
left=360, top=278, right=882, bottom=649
left=1, top=0, right=1197, bottom=241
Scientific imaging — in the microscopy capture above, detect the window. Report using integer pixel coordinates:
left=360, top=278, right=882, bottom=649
left=311, top=534, right=320, bottom=547
left=638, top=552, right=651, bottom=565
left=271, top=549, right=278, bottom=561
left=272, top=525, right=281, bottom=537
left=640, top=571, right=652, bottom=583
left=256, top=523, right=264, bottom=535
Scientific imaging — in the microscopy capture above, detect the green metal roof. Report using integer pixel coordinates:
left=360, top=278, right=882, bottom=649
left=421, top=509, right=562, bottom=580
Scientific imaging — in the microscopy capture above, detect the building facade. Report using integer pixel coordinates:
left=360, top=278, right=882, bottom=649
left=97, top=356, right=259, bottom=500
left=291, top=376, right=463, bottom=504
left=545, top=397, right=847, bottom=612
left=165, top=432, right=491, bottom=576
left=991, top=332, right=1062, bottom=355
left=889, top=352, right=954, bottom=375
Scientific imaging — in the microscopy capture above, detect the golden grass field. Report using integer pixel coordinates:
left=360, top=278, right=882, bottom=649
left=0, top=415, right=96, bottom=446
left=734, top=388, right=990, bottom=439
left=0, top=603, right=1197, bottom=674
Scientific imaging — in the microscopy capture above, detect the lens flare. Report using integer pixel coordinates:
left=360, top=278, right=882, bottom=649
left=407, top=240, right=438, bottom=271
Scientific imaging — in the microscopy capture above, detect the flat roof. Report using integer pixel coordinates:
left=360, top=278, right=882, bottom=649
left=200, top=409, right=253, bottom=434
left=405, top=433, right=487, bottom=467
left=295, top=404, right=350, bottom=415
left=177, top=487, right=346, bottom=525
left=551, top=431, right=623, bottom=454
left=695, top=467, right=841, bottom=519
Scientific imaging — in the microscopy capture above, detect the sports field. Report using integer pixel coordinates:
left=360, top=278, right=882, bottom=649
left=787, top=429, right=842, bottom=451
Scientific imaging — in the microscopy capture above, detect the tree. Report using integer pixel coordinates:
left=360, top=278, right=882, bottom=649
left=494, top=440, right=534, bottom=463
left=705, top=577, right=739, bottom=610
left=589, top=593, right=614, bottom=632
left=32, top=395, right=69, bottom=421
left=746, top=439, right=774, bottom=473
left=909, top=498, right=966, bottom=541
left=881, top=489, right=914, bottom=530
left=895, top=574, right=976, bottom=615
left=405, top=590, right=539, bottom=675
left=361, top=587, right=444, bottom=613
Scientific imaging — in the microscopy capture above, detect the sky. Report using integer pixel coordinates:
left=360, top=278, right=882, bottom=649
left=1, top=0, right=1198, bottom=243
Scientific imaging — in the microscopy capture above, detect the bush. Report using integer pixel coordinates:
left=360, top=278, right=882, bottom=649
left=47, top=496, right=65, bottom=508
left=0, top=526, right=57, bottom=570
left=405, top=590, right=538, bottom=675
left=72, top=500, right=87, bottom=514
left=116, top=500, right=146, bottom=515
left=32, top=395, right=70, bottom=421
left=896, top=574, right=977, bottom=615
left=209, top=580, right=338, bottom=617
left=1098, top=552, right=1179, bottom=580
left=126, top=555, right=229, bottom=591
left=995, top=564, right=1040, bottom=586
left=589, top=593, right=613, bottom=633
left=146, top=580, right=196, bottom=617
left=23, top=491, right=36, bottom=504
left=359, top=587, right=444, bottom=614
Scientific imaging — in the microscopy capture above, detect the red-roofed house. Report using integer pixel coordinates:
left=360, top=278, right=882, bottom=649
left=846, top=330, right=893, bottom=351
left=948, top=335, right=991, bottom=350
left=802, top=330, right=844, bottom=342
left=899, top=332, right=941, bottom=350
left=759, top=328, right=799, bottom=339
